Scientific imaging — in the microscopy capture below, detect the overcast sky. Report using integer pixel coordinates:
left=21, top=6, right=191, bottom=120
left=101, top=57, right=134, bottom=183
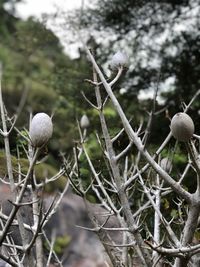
left=15, top=0, right=86, bottom=57
left=16, top=0, right=83, bottom=19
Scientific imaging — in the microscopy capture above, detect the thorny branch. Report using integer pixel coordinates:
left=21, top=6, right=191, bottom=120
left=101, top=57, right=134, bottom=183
left=69, top=46, right=200, bottom=267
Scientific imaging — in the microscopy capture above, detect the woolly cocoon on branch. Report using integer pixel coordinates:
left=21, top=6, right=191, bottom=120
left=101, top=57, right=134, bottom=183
left=80, top=114, right=90, bottom=129
left=110, top=51, right=128, bottom=70
left=30, top=112, right=53, bottom=147
left=170, top=112, right=194, bottom=142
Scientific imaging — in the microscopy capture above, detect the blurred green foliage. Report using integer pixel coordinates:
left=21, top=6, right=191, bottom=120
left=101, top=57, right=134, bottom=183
left=44, top=234, right=71, bottom=256
left=53, top=235, right=71, bottom=255
left=0, top=150, right=67, bottom=192
left=0, top=1, right=95, bottom=157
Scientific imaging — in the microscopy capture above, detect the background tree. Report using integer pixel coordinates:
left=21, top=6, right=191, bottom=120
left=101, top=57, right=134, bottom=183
left=53, top=0, right=200, bottom=187
left=65, top=0, right=200, bottom=135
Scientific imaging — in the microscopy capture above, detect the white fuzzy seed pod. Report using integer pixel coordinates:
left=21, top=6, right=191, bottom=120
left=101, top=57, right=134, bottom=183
left=30, top=113, right=53, bottom=147
left=110, top=51, right=128, bottom=70
left=160, top=157, right=172, bottom=173
left=80, top=114, right=90, bottom=129
left=170, top=112, right=194, bottom=142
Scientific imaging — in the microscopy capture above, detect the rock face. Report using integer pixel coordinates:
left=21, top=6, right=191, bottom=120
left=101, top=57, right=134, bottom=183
left=0, top=184, right=108, bottom=267
left=45, top=191, right=109, bottom=267
left=0, top=184, right=147, bottom=266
